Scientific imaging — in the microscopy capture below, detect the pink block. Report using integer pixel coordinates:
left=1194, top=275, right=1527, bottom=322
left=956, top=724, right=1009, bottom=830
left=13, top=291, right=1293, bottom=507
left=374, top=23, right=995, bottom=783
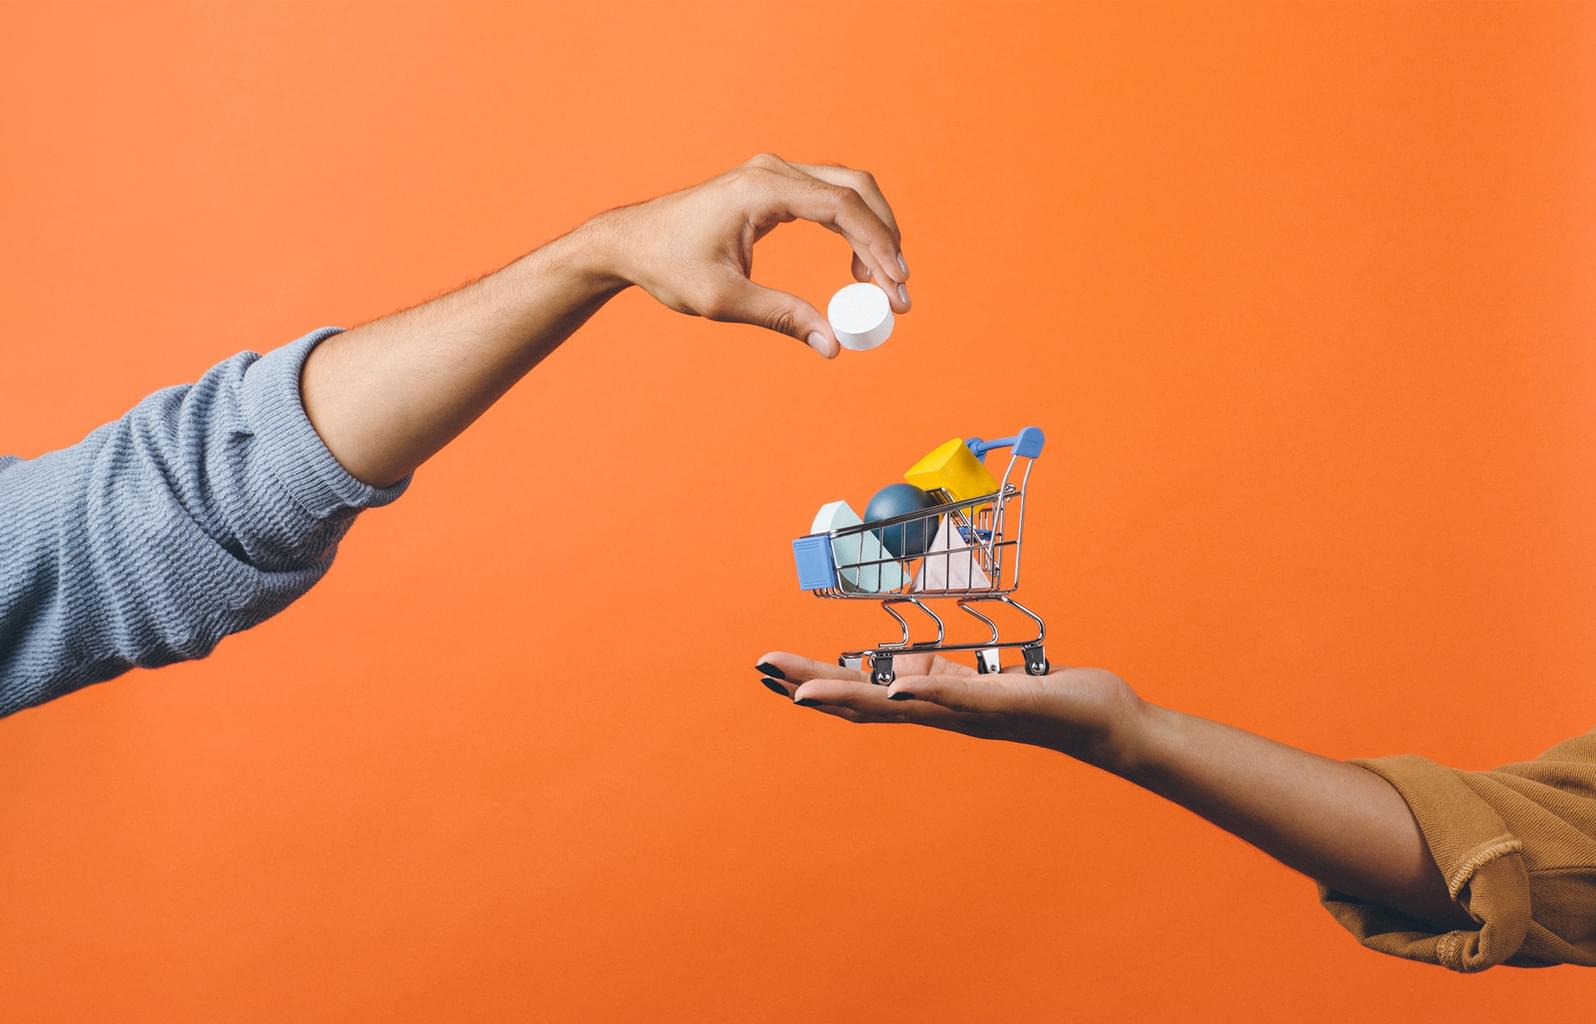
left=912, top=518, right=992, bottom=592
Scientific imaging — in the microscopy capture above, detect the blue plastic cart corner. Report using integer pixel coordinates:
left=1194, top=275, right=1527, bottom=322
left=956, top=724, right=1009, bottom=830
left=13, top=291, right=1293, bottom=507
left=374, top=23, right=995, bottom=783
left=792, top=534, right=839, bottom=590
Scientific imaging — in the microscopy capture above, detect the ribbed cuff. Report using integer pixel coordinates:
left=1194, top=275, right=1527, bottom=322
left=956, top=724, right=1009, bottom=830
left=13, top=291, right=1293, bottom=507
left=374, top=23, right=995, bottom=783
left=1317, top=754, right=1532, bottom=972
left=239, top=326, right=412, bottom=519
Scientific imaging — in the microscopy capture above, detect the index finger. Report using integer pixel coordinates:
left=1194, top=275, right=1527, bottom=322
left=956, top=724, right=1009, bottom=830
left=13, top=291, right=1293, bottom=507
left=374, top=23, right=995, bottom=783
left=754, top=651, right=864, bottom=685
left=785, top=162, right=904, bottom=254
left=757, top=172, right=906, bottom=293
left=787, top=162, right=907, bottom=290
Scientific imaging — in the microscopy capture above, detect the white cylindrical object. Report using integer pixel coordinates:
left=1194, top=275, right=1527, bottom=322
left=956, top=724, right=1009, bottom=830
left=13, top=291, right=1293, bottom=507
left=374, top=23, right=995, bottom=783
left=827, top=282, right=894, bottom=351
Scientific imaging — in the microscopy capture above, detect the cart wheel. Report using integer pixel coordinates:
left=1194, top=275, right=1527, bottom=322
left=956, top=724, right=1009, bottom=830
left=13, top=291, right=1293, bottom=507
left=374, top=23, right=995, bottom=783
left=975, top=648, right=1002, bottom=675
left=871, top=656, right=895, bottom=686
left=1023, top=647, right=1050, bottom=676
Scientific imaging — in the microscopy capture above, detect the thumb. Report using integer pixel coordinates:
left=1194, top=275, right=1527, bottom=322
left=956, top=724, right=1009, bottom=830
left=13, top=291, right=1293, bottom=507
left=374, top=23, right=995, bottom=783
left=706, top=274, right=839, bottom=358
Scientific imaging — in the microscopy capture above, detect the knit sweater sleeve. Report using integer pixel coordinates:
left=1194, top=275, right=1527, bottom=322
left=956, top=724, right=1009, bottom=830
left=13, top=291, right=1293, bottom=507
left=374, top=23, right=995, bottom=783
left=1317, top=729, right=1596, bottom=972
left=0, top=327, right=409, bottom=716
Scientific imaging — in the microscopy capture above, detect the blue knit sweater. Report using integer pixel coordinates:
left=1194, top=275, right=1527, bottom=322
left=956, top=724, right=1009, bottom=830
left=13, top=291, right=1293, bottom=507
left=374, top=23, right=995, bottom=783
left=0, top=328, right=409, bottom=717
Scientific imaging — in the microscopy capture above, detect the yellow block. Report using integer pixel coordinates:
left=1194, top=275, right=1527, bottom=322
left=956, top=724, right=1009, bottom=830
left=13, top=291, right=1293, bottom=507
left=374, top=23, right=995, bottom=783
left=904, top=437, right=1001, bottom=509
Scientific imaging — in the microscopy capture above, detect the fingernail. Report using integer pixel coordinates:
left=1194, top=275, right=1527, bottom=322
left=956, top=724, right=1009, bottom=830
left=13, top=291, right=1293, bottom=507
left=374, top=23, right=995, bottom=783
left=795, top=697, right=820, bottom=707
left=760, top=677, right=788, bottom=696
left=754, top=662, right=786, bottom=681
left=897, top=253, right=909, bottom=277
left=806, top=331, right=833, bottom=358
left=897, top=283, right=910, bottom=309
left=887, top=691, right=914, bottom=702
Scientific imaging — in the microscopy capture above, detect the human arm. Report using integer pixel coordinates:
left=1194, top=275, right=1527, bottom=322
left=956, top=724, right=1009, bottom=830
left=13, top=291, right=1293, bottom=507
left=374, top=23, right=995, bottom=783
left=0, top=331, right=408, bottom=716
left=756, top=651, right=1596, bottom=970
left=0, top=155, right=907, bottom=715
left=300, top=153, right=911, bottom=487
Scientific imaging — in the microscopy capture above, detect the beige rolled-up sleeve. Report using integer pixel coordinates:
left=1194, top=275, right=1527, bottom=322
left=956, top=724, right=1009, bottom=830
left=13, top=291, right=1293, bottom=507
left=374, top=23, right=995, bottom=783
left=1317, top=730, right=1596, bottom=972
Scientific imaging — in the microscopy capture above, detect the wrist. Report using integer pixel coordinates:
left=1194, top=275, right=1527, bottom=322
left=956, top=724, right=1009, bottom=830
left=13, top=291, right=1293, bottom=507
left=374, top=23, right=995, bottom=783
left=518, top=216, right=633, bottom=301
left=558, top=211, right=635, bottom=293
left=1089, top=695, right=1164, bottom=780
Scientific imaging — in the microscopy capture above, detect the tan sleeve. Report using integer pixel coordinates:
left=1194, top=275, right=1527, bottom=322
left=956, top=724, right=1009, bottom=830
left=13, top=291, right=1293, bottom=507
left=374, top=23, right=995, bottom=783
left=1317, top=729, right=1596, bottom=972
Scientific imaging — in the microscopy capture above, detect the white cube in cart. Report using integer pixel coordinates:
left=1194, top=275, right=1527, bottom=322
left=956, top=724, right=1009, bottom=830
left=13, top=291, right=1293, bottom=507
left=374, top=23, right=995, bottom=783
left=912, top=517, right=992, bottom=592
left=812, top=500, right=907, bottom=592
left=827, top=282, right=894, bottom=351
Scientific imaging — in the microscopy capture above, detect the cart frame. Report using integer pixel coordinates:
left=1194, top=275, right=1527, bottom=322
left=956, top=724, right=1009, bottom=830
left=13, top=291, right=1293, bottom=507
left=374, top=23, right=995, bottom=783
left=792, top=427, right=1048, bottom=685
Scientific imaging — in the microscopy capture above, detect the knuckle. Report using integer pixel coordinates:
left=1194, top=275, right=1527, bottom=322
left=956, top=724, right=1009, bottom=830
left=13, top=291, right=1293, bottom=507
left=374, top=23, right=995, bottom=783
left=762, top=306, right=799, bottom=337
left=813, top=181, right=850, bottom=207
left=836, top=188, right=875, bottom=224
left=744, top=151, right=784, bottom=170
left=730, top=166, right=772, bottom=196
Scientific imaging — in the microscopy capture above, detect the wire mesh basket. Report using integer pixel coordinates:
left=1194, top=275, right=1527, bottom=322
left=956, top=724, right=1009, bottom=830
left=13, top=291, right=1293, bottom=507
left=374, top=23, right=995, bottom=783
left=791, top=427, right=1047, bottom=684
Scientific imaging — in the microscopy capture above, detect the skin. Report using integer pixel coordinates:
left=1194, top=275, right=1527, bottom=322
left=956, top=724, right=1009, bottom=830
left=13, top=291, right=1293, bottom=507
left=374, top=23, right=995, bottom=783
left=301, top=153, right=909, bottom=488
left=755, top=651, right=1476, bottom=933
left=296, top=149, right=1466, bottom=936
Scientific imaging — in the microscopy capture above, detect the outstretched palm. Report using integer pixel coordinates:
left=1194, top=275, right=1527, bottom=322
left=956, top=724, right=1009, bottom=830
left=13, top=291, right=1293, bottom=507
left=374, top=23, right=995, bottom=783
left=754, top=650, right=1143, bottom=766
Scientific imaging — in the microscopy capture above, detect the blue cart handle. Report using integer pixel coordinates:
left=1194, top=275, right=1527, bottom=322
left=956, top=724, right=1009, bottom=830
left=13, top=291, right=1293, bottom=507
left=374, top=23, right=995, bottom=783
left=965, top=426, right=1045, bottom=462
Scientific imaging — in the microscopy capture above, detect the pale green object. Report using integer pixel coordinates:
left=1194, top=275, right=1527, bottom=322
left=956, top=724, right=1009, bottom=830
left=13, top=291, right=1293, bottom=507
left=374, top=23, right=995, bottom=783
left=811, top=500, right=906, bottom=593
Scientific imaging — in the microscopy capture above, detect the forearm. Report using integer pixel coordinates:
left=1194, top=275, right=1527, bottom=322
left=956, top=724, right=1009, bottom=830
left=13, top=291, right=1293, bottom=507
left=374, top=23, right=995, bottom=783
left=301, top=157, right=913, bottom=487
left=1113, top=703, right=1473, bottom=929
left=301, top=221, right=627, bottom=487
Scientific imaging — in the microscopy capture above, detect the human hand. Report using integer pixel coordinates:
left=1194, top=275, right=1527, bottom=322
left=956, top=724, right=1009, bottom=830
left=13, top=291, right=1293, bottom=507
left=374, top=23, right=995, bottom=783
left=755, top=652, right=1484, bottom=937
left=585, top=154, right=910, bottom=358
left=754, top=651, right=1147, bottom=770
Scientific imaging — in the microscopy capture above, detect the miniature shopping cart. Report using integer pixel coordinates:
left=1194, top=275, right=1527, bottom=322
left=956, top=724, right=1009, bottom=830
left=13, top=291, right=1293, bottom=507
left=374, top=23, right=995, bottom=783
left=791, top=427, right=1048, bottom=685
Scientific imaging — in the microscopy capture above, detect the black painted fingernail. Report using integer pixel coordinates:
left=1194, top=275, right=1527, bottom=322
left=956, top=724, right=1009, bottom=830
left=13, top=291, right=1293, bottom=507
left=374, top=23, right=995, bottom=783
left=760, top=677, right=788, bottom=696
left=795, top=697, right=820, bottom=707
left=887, top=691, right=915, bottom=702
left=755, top=662, right=786, bottom=681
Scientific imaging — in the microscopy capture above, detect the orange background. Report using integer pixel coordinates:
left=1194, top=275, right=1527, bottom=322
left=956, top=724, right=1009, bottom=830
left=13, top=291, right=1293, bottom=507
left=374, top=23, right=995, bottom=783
left=2, top=1, right=1594, bottom=1019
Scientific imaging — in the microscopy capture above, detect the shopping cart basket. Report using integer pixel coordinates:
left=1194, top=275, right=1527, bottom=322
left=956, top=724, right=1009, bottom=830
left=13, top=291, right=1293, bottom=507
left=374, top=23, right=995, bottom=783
left=791, top=427, right=1047, bottom=685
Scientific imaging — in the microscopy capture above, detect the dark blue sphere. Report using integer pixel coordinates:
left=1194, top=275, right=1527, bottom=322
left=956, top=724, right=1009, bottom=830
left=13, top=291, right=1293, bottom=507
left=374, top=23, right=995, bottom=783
left=864, top=483, right=939, bottom=558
